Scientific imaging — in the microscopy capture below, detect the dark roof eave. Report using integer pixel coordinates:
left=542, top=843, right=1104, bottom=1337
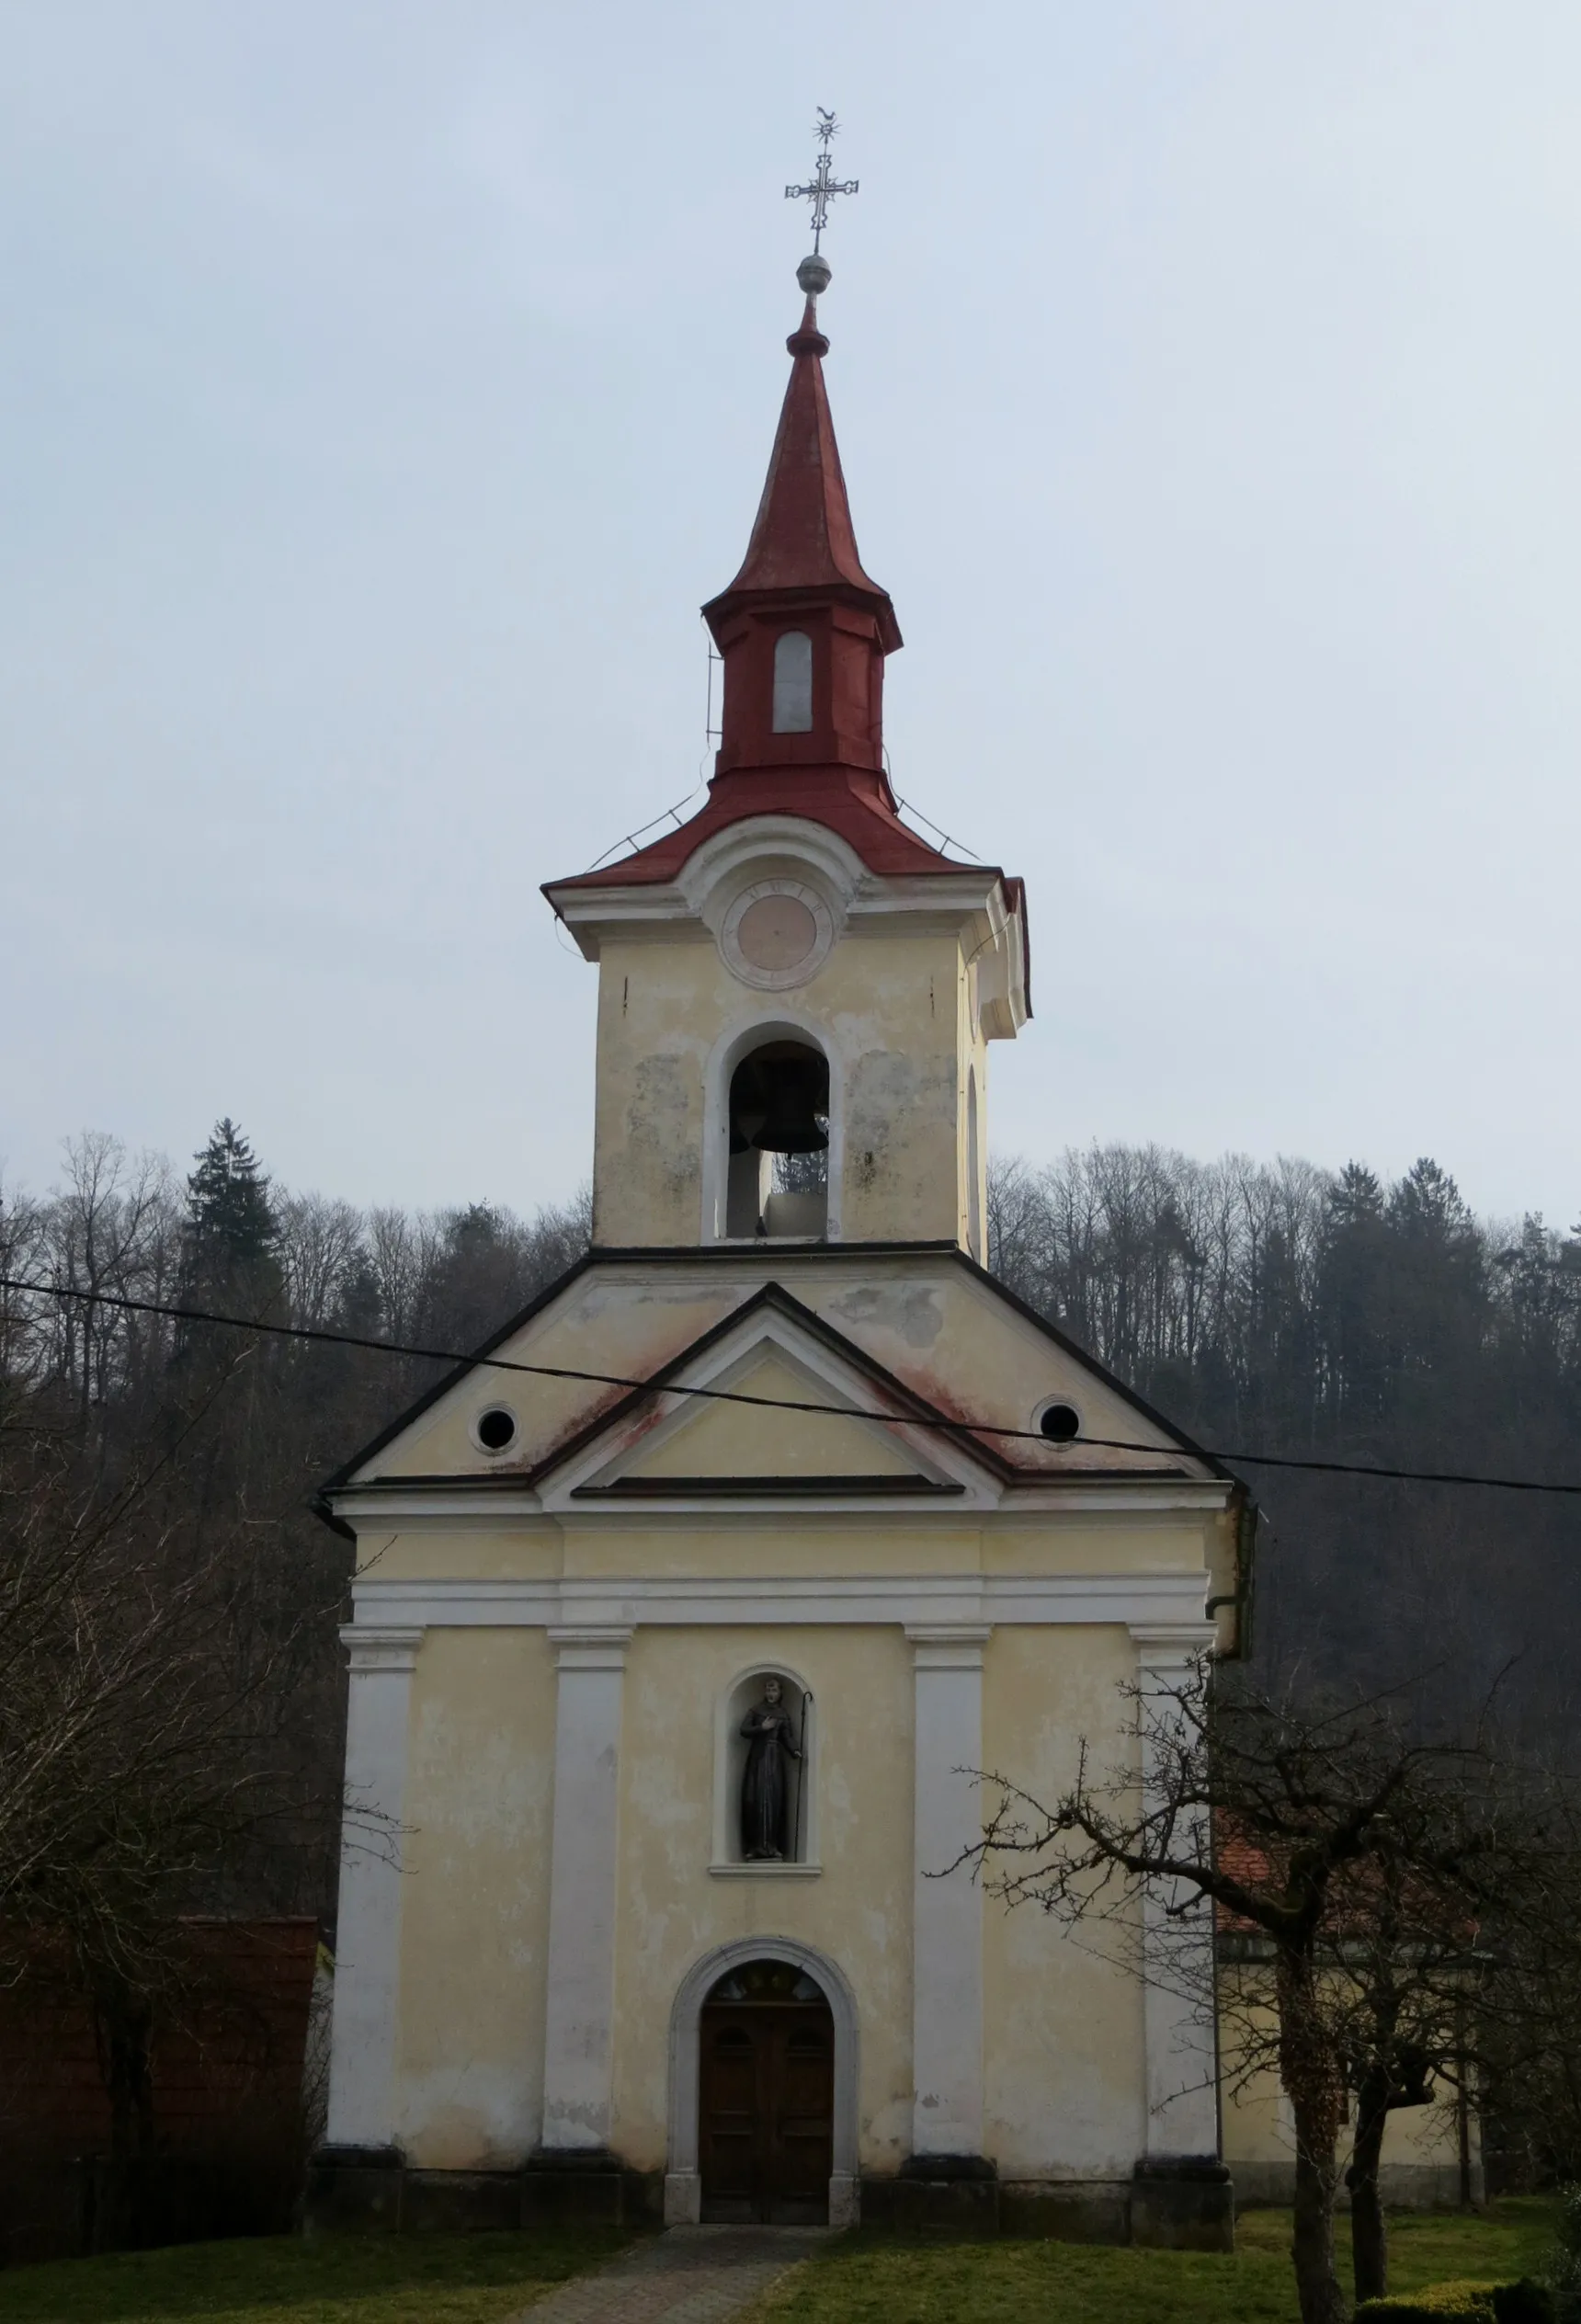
left=700, top=576, right=904, bottom=656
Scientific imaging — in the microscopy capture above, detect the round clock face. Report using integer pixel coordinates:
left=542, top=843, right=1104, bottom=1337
left=734, top=894, right=818, bottom=974
left=719, top=880, right=835, bottom=991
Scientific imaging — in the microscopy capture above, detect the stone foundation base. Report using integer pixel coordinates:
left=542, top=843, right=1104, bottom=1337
left=859, top=2154, right=999, bottom=2236
left=859, top=2166, right=1218, bottom=2247
left=304, top=2151, right=1234, bottom=2247
left=1130, top=2159, right=1235, bottom=2251
left=522, top=2149, right=658, bottom=2228
left=301, top=2147, right=662, bottom=2234
left=1000, top=2179, right=1132, bottom=2242
left=1230, top=2158, right=1479, bottom=2210
left=302, top=2145, right=404, bottom=2234
left=404, top=2170, right=523, bottom=2233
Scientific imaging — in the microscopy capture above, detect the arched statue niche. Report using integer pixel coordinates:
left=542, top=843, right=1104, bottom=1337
left=713, top=1669, right=817, bottom=1869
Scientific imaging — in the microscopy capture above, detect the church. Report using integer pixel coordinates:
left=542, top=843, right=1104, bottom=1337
left=308, top=241, right=1251, bottom=2248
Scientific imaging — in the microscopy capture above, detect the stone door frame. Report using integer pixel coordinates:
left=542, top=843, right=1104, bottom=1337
left=665, top=1934, right=860, bottom=2227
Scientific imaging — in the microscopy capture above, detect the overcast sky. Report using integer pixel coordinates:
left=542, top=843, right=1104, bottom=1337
left=4, top=2, right=1578, bottom=1228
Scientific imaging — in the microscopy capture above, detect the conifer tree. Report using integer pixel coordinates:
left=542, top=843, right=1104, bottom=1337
left=180, top=1119, right=280, bottom=1318
left=186, top=1121, right=275, bottom=1260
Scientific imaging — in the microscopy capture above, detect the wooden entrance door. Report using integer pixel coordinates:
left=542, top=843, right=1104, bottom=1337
left=699, top=1977, right=835, bottom=2224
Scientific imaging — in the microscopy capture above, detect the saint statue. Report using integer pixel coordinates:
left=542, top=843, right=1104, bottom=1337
left=739, top=1677, right=802, bottom=1861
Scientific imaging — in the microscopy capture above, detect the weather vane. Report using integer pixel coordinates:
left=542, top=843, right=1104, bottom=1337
left=785, top=109, right=858, bottom=264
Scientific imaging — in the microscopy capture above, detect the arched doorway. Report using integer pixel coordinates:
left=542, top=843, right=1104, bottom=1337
left=665, top=1936, right=859, bottom=2227
left=698, top=1959, right=835, bottom=2223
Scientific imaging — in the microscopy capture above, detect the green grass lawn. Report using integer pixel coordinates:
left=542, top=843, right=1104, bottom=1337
left=739, top=2201, right=1559, bottom=2324
left=0, top=2228, right=631, bottom=2324
left=0, top=2204, right=1554, bottom=2324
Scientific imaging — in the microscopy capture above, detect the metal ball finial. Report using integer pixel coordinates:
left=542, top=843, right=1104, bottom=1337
left=797, top=253, right=832, bottom=298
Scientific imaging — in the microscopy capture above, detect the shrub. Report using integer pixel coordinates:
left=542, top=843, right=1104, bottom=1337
left=1553, top=2184, right=1581, bottom=2324
left=1496, top=2277, right=1562, bottom=2314
left=1355, top=2284, right=1505, bottom=2321
left=1354, top=2287, right=1556, bottom=2323
left=1494, top=2283, right=1558, bottom=2324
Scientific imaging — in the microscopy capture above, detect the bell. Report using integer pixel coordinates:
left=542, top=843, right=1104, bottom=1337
left=753, top=1055, right=829, bottom=1155
left=729, top=1044, right=829, bottom=1156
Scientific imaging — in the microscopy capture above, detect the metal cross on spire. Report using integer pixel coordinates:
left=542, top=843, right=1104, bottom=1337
left=785, top=108, right=859, bottom=256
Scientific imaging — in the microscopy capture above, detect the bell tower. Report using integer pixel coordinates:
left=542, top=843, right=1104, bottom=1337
left=545, top=237, right=1029, bottom=1257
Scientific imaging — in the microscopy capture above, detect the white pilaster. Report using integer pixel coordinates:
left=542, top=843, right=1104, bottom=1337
left=906, top=1623, right=991, bottom=2159
left=1131, top=1623, right=1222, bottom=2161
left=324, top=1625, right=423, bottom=2150
left=540, top=1626, right=632, bottom=2153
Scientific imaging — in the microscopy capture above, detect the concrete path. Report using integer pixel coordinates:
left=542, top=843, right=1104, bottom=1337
left=515, top=2225, right=832, bottom=2324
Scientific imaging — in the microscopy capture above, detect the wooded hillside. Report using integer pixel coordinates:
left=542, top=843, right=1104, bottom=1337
left=991, top=1145, right=1581, bottom=1720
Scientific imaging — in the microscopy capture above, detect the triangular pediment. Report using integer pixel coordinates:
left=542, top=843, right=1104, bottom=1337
left=619, top=1350, right=923, bottom=1482
left=534, top=1288, right=1002, bottom=1512
left=318, top=1247, right=1231, bottom=1526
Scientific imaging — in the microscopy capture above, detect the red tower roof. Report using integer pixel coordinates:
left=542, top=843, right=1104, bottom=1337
left=547, top=286, right=1017, bottom=912
left=701, top=298, right=901, bottom=652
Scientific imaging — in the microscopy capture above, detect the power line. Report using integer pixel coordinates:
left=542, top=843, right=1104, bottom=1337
left=5, top=1271, right=1581, bottom=1498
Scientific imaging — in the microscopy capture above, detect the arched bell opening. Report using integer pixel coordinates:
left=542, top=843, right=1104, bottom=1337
left=726, top=1038, right=830, bottom=1239
left=698, top=1959, right=835, bottom=2223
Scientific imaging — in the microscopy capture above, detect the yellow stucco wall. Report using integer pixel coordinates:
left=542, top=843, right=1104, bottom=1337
left=983, top=1623, right=1145, bottom=2179
left=395, top=1627, right=557, bottom=2167
left=381, top=1602, right=1193, bottom=2181
left=609, top=1624, right=916, bottom=2176
left=385, top=1619, right=918, bottom=2174
left=369, top=1278, right=736, bottom=1481
left=589, top=928, right=974, bottom=1247
left=357, top=1510, right=1221, bottom=1589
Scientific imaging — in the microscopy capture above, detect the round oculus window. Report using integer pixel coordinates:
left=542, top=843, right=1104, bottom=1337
left=1037, top=1401, right=1082, bottom=1444
left=475, top=1406, right=518, bottom=1453
left=719, top=880, right=836, bottom=992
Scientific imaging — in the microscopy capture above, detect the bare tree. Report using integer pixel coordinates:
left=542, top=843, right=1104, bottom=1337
left=276, top=1192, right=368, bottom=1336
left=0, top=1132, right=602, bottom=2246
left=962, top=1657, right=1575, bottom=2324
left=0, top=1178, right=49, bottom=1393
left=46, top=1136, right=179, bottom=1428
left=0, top=1365, right=331, bottom=2243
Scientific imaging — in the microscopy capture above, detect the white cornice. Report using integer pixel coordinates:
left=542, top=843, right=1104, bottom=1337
left=350, top=1569, right=1216, bottom=1631
left=1130, top=1622, right=1220, bottom=1667
left=328, top=1476, right=1231, bottom=1532
left=338, top=1623, right=424, bottom=1673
